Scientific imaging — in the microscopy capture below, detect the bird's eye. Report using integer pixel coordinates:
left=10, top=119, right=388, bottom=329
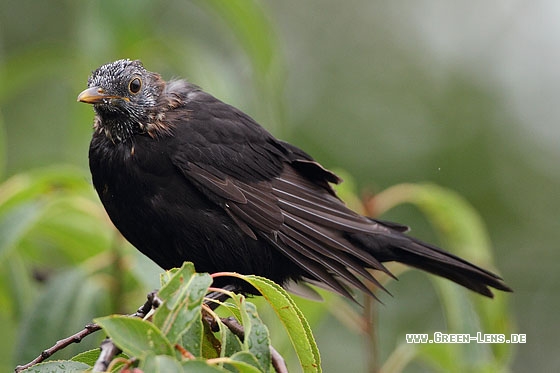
left=128, top=77, right=142, bottom=94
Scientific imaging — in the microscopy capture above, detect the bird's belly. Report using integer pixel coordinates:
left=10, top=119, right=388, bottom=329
left=96, top=169, right=282, bottom=279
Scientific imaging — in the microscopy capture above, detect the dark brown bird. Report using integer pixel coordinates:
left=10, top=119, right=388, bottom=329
left=78, top=59, right=511, bottom=300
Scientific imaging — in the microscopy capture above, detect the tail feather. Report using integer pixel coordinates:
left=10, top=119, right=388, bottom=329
left=349, top=231, right=512, bottom=298
left=387, top=236, right=512, bottom=297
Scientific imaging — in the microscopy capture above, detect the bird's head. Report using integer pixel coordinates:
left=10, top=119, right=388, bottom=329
left=78, top=59, right=165, bottom=142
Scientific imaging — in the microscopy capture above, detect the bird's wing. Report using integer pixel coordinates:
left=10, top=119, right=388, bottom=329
left=172, top=153, right=395, bottom=299
left=176, top=161, right=390, bottom=298
left=167, top=90, right=400, bottom=298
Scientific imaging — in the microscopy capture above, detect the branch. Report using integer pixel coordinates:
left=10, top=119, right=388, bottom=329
left=15, top=291, right=160, bottom=373
left=14, top=323, right=101, bottom=373
left=93, top=338, right=122, bottom=372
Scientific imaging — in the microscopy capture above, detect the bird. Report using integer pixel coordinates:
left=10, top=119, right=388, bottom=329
left=78, top=59, right=511, bottom=301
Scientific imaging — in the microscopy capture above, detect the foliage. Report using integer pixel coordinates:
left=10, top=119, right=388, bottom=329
left=19, top=263, right=321, bottom=373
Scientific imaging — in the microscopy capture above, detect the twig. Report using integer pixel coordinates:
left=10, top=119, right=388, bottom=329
left=15, top=290, right=161, bottom=373
left=14, top=323, right=101, bottom=372
left=134, top=290, right=161, bottom=318
left=93, top=338, right=122, bottom=372
left=270, top=347, right=288, bottom=373
left=221, top=316, right=245, bottom=338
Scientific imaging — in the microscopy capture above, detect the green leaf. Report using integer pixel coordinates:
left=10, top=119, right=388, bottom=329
left=154, top=262, right=213, bottom=344
left=159, top=267, right=181, bottom=288
left=70, top=348, right=99, bottom=366
left=142, top=353, right=184, bottom=372
left=224, top=274, right=321, bottom=373
left=215, top=317, right=243, bottom=358
left=178, top=314, right=222, bottom=360
left=200, top=320, right=221, bottom=359
left=180, top=317, right=205, bottom=358
left=19, top=360, right=91, bottom=373
left=236, top=298, right=270, bottom=372
left=70, top=348, right=128, bottom=372
left=70, top=347, right=128, bottom=373
left=182, top=359, right=229, bottom=372
left=94, top=315, right=175, bottom=358
left=225, top=351, right=265, bottom=373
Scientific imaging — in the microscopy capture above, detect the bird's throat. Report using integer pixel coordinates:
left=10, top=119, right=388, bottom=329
left=94, top=114, right=140, bottom=143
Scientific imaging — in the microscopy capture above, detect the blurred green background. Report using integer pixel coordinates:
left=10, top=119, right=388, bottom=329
left=1, top=0, right=557, bottom=372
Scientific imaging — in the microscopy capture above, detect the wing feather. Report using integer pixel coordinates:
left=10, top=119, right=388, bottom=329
left=262, top=233, right=355, bottom=299
left=182, top=162, right=247, bottom=203
left=280, top=224, right=388, bottom=293
left=175, top=154, right=394, bottom=298
left=277, top=231, right=377, bottom=298
left=282, top=212, right=385, bottom=271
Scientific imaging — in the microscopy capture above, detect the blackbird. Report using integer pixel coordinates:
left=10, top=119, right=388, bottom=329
left=78, top=59, right=511, bottom=300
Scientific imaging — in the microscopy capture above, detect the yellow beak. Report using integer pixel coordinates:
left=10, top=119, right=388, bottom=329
left=77, top=87, right=121, bottom=104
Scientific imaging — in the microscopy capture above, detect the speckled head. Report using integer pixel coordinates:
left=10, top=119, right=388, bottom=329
left=78, top=59, right=166, bottom=142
